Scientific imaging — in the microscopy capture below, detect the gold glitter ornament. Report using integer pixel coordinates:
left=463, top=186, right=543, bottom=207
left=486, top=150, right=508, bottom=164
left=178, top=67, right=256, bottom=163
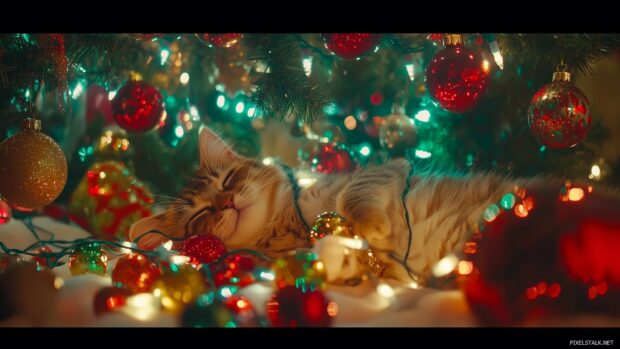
left=0, top=119, right=67, bottom=209
left=310, top=211, right=353, bottom=244
left=153, top=262, right=209, bottom=314
left=311, top=211, right=386, bottom=277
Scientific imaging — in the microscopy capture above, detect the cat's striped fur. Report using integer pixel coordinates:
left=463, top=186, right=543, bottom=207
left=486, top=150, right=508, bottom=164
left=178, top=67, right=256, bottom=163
left=130, top=126, right=554, bottom=283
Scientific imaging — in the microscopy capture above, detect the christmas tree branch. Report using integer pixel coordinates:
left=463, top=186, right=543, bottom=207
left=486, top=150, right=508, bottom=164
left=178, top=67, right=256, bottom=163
left=245, top=34, right=331, bottom=123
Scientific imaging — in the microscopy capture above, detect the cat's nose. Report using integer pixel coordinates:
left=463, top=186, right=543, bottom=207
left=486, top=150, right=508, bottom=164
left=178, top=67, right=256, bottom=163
left=220, top=194, right=235, bottom=210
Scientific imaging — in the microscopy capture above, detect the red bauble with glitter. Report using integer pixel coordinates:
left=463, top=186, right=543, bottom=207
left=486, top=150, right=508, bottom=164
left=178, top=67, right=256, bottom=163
left=210, top=253, right=256, bottom=288
left=462, top=184, right=620, bottom=325
left=267, top=286, right=333, bottom=327
left=311, top=143, right=356, bottom=174
left=112, top=81, right=164, bottom=133
left=181, top=234, right=228, bottom=265
left=322, top=34, right=382, bottom=60
left=528, top=71, right=591, bottom=149
left=93, top=286, right=133, bottom=316
left=112, top=253, right=161, bottom=293
left=0, top=200, right=11, bottom=225
left=196, top=34, right=243, bottom=48
left=425, top=34, right=490, bottom=113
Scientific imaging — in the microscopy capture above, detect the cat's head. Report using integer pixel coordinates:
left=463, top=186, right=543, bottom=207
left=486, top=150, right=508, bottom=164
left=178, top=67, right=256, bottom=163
left=130, top=126, right=284, bottom=250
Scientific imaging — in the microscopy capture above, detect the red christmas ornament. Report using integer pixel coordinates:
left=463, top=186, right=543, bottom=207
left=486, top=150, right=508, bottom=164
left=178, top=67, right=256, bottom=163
left=0, top=200, right=11, bottom=225
left=311, top=143, right=356, bottom=174
left=112, top=81, right=164, bottom=133
left=425, top=34, right=490, bottom=113
left=196, top=34, right=243, bottom=48
left=31, top=246, right=57, bottom=270
left=181, top=234, right=228, bottom=265
left=210, top=253, right=256, bottom=288
left=462, top=183, right=620, bottom=325
left=322, top=34, right=382, bottom=60
left=112, top=253, right=161, bottom=293
left=93, top=286, right=133, bottom=316
left=528, top=70, right=591, bottom=149
left=267, top=286, right=333, bottom=327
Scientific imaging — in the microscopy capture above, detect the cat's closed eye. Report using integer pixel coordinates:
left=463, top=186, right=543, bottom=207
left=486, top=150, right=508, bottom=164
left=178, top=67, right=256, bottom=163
left=222, top=169, right=236, bottom=190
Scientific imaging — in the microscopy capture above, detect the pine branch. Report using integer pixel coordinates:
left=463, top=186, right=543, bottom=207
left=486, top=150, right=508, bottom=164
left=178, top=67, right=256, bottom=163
left=498, top=33, right=620, bottom=75
left=244, top=34, right=331, bottom=123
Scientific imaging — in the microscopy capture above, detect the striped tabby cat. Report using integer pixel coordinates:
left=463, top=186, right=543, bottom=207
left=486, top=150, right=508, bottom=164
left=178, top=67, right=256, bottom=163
left=129, top=126, right=566, bottom=283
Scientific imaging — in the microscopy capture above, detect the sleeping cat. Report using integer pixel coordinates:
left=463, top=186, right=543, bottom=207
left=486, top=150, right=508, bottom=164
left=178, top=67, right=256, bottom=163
left=129, top=125, right=611, bottom=283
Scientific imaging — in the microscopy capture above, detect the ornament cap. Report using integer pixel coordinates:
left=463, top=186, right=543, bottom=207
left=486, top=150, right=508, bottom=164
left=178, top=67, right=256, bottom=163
left=129, top=71, right=143, bottom=82
left=552, top=71, right=571, bottom=82
left=443, top=34, right=464, bottom=46
left=21, top=118, right=42, bottom=132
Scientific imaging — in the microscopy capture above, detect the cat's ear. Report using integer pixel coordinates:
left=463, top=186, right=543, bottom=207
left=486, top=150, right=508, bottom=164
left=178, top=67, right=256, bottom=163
left=129, top=212, right=184, bottom=250
left=198, top=125, right=240, bottom=169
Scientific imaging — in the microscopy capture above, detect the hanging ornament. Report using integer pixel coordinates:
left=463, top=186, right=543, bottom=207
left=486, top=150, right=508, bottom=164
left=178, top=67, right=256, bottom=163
left=311, top=143, right=356, bottom=174
left=267, top=286, right=334, bottom=327
left=67, top=161, right=154, bottom=239
left=153, top=262, right=209, bottom=313
left=310, top=211, right=353, bottom=245
left=112, top=80, right=164, bottom=133
left=272, top=250, right=327, bottom=292
left=322, top=34, right=382, bottom=60
left=461, top=184, right=620, bottom=325
left=0, top=119, right=67, bottom=210
left=94, top=128, right=134, bottom=165
left=0, top=262, right=58, bottom=325
left=0, top=200, right=11, bottom=225
left=68, top=242, right=108, bottom=276
left=425, top=34, right=491, bottom=113
left=210, top=253, right=257, bottom=288
left=310, top=211, right=386, bottom=280
left=35, top=34, right=68, bottom=113
left=181, top=300, right=237, bottom=327
left=31, top=246, right=57, bottom=271
left=378, top=112, right=418, bottom=155
left=528, top=68, right=591, bottom=149
left=112, top=253, right=161, bottom=294
left=181, top=234, right=228, bottom=265
left=196, top=33, right=243, bottom=48
left=93, top=286, right=133, bottom=316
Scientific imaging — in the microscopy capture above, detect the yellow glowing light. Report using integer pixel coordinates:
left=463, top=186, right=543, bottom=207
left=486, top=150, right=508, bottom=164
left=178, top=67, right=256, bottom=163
left=482, top=60, right=490, bottom=73
left=457, top=260, right=474, bottom=275
left=99, top=171, right=106, bottom=179
left=54, top=277, right=64, bottom=290
left=120, top=241, right=135, bottom=254
left=408, top=282, right=419, bottom=289
left=170, top=255, right=190, bottom=265
left=377, top=283, right=395, bottom=298
left=405, top=63, right=415, bottom=81
left=334, top=235, right=367, bottom=250
left=344, top=115, right=357, bottom=130
left=180, top=72, right=190, bottom=85
left=432, top=254, right=458, bottom=277
left=108, top=91, right=117, bottom=101
left=589, top=164, right=601, bottom=180
left=314, top=261, right=325, bottom=271
left=123, top=293, right=160, bottom=321
left=237, top=299, right=248, bottom=309
left=568, top=188, right=585, bottom=202
left=262, top=157, right=274, bottom=165
left=327, top=302, right=339, bottom=317
left=163, top=240, right=173, bottom=251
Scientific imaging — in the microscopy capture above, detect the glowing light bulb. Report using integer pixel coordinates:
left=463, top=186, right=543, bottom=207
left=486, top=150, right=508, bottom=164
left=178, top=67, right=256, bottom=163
left=216, top=95, right=226, bottom=108
left=489, top=40, right=504, bottom=70
left=235, top=102, right=244, bottom=113
left=405, top=63, right=415, bottom=81
left=303, top=57, right=313, bottom=77
left=160, top=49, right=170, bottom=65
left=414, top=110, right=431, bottom=123
left=432, top=254, right=458, bottom=277
left=180, top=72, right=190, bottom=85
left=415, top=149, right=432, bottom=159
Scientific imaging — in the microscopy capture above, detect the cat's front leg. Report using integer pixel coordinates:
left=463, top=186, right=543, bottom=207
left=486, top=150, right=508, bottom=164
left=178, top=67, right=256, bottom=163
left=336, top=160, right=409, bottom=252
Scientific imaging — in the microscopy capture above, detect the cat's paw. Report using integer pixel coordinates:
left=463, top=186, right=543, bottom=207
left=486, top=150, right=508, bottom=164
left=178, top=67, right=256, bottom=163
left=352, top=212, right=393, bottom=251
